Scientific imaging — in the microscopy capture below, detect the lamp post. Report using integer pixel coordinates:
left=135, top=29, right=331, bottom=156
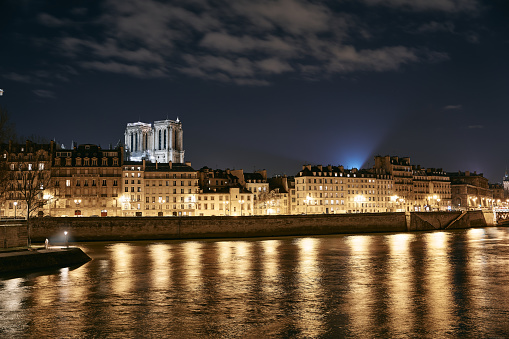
left=74, top=199, right=81, bottom=216
left=13, top=201, right=17, bottom=219
left=64, top=231, right=68, bottom=248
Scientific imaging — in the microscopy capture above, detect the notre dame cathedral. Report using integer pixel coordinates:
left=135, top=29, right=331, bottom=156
left=124, top=118, right=184, bottom=163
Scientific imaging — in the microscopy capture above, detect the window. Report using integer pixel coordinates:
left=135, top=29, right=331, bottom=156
left=92, top=158, right=98, bottom=166
left=113, top=180, right=118, bottom=186
left=125, top=187, right=129, bottom=192
left=102, top=158, right=108, bottom=166
left=102, top=179, right=107, bottom=186
left=66, top=179, right=71, bottom=187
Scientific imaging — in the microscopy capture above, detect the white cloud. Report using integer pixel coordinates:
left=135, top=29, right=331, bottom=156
left=80, top=61, right=167, bottom=78
left=444, top=104, right=462, bottom=110
left=33, top=89, right=56, bottom=99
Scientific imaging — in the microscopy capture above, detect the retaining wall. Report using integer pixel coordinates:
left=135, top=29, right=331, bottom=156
left=0, top=222, right=27, bottom=248
left=27, top=212, right=488, bottom=243
left=31, top=213, right=408, bottom=242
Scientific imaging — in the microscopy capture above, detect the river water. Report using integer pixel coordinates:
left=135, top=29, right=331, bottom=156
left=2, top=228, right=509, bottom=338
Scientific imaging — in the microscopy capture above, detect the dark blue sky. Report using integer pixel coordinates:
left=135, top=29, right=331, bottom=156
left=1, top=0, right=508, bottom=182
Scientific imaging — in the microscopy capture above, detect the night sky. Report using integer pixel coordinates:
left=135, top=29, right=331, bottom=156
left=1, top=0, right=508, bottom=182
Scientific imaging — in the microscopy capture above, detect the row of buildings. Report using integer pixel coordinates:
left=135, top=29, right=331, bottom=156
left=1, top=119, right=507, bottom=218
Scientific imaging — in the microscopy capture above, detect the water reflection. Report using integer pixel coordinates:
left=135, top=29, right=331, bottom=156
left=387, top=233, right=414, bottom=336
left=424, top=232, right=455, bottom=333
left=345, top=235, right=375, bottom=337
left=295, top=237, right=324, bottom=337
left=2, top=228, right=509, bottom=337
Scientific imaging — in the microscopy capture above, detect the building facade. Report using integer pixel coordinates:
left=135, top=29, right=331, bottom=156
left=50, top=144, right=123, bottom=217
left=295, top=164, right=395, bottom=214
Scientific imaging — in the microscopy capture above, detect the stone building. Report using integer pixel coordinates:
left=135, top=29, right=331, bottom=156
left=0, top=140, right=55, bottom=218
left=295, top=164, right=394, bottom=214
left=124, top=118, right=184, bottom=163
left=412, top=167, right=452, bottom=211
left=121, top=160, right=198, bottom=216
left=374, top=155, right=413, bottom=212
left=448, top=171, right=493, bottom=210
left=49, top=144, right=123, bottom=217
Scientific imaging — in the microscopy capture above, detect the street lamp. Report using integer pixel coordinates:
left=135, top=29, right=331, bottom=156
left=304, top=196, right=312, bottom=214
left=64, top=231, right=68, bottom=248
left=13, top=201, right=17, bottom=219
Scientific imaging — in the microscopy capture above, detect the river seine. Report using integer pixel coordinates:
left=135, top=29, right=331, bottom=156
left=2, top=227, right=509, bottom=338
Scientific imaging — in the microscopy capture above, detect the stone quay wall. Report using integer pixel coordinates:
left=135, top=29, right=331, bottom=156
left=0, top=221, right=27, bottom=248
left=28, top=211, right=486, bottom=243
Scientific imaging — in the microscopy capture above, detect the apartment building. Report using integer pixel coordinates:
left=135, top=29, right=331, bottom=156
left=448, top=171, right=493, bottom=210
left=50, top=144, right=123, bottom=217
left=412, top=167, right=452, bottom=211
left=295, top=165, right=394, bottom=214
left=121, top=161, right=198, bottom=216
left=0, top=140, right=54, bottom=218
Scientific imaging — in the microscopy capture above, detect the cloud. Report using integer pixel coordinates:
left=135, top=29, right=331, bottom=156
left=417, top=21, right=455, bottom=33
left=468, top=125, right=484, bottom=129
left=33, top=89, right=56, bottom=99
left=80, top=61, right=167, bottom=78
left=443, top=104, right=462, bottom=110
left=3, top=72, right=35, bottom=83
left=37, top=13, right=71, bottom=27
left=361, top=0, right=479, bottom=12
left=40, top=0, right=455, bottom=85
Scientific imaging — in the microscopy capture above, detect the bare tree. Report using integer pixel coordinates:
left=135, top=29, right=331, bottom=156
left=1, top=141, right=53, bottom=247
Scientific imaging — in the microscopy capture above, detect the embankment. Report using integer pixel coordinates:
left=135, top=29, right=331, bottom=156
left=0, top=248, right=91, bottom=275
left=28, top=211, right=487, bottom=243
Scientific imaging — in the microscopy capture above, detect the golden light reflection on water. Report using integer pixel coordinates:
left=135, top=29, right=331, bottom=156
left=345, top=235, right=373, bottom=336
left=182, top=241, right=203, bottom=298
left=4, top=229, right=509, bottom=337
left=149, top=243, right=172, bottom=291
left=295, top=237, right=324, bottom=338
left=261, top=240, right=280, bottom=298
left=1, top=278, right=25, bottom=312
left=387, top=233, right=414, bottom=334
left=424, top=232, right=454, bottom=332
left=111, top=243, right=133, bottom=295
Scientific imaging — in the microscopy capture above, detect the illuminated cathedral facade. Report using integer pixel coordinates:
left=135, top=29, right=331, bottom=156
left=124, top=118, right=184, bottom=163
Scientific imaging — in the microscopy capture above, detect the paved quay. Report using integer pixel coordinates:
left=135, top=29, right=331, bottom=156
left=0, top=247, right=91, bottom=275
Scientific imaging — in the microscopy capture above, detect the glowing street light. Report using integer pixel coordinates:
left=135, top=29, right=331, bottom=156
left=304, top=196, right=313, bottom=214
left=13, top=201, right=17, bottom=219
left=64, top=231, right=68, bottom=248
